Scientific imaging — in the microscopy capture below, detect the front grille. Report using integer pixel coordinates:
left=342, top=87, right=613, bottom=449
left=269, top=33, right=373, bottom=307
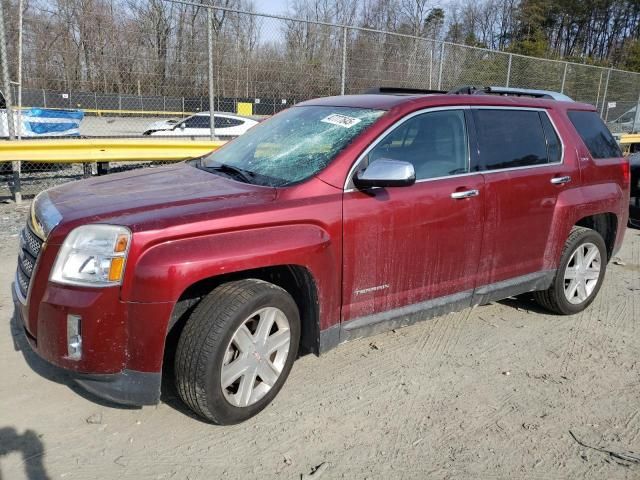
left=23, top=226, right=43, bottom=257
left=16, top=266, right=30, bottom=294
left=16, top=223, right=44, bottom=300
left=20, top=250, right=35, bottom=275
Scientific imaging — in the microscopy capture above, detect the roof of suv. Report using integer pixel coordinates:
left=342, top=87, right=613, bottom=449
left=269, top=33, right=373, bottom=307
left=298, top=93, right=595, bottom=112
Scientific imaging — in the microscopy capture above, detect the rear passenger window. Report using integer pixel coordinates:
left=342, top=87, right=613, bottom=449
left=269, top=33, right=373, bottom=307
left=473, top=109, right=549, bottom=170
left=567, top=110, right=622, bottom=159
left=540, top=113, right=562, bottom=163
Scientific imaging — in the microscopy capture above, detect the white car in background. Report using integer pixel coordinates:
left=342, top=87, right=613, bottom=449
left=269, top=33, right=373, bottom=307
left=608, top=105, right=639, bottom=133
left=144, top=112, right=258, bottom=137
left=144, top=118, right=180, bottom=132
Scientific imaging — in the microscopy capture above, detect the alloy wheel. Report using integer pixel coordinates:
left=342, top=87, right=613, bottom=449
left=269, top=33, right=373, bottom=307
left=563, top=242, right=601, bottom=305
left=220, top=307, right=291, bottom=407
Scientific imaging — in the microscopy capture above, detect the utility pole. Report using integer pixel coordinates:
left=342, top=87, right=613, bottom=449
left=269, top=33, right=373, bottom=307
left=207, top=7, right=216, bottom=140
left=340, top=27, right=347, bottom=95
left=0, top=0, right=20, bottom=203
left=17, top=0, right=23, bottom=140
left=0, top=0, right=15, bottom=140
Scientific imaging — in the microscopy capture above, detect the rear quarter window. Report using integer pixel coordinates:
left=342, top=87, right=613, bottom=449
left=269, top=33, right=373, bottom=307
left=567, top=110, right=622, bottom=159
left=215, top=117, right=244, bottom=128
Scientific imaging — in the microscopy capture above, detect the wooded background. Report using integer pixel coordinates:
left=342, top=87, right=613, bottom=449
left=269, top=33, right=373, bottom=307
left=1, top=0, right=639, bottom=103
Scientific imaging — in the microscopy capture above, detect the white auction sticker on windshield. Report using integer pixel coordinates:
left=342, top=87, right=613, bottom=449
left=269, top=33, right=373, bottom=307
left=321, top=114, right=362, bottom=128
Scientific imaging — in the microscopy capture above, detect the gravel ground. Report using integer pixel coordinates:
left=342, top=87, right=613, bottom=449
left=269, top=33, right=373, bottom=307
left=0, top=200, right=639, bottom=480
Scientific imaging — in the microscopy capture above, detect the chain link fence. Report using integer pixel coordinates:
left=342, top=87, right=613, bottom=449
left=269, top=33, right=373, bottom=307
left=1, top=0, right=640, bottom=199
left=11, top=88, right=293, bottom=116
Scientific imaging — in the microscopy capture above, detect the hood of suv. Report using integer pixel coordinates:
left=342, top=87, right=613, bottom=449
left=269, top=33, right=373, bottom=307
left=44, top=162, right=276, bottom=237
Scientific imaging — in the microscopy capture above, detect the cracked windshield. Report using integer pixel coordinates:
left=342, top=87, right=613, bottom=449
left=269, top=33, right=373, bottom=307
left=200, top=106, right=384, bottom=186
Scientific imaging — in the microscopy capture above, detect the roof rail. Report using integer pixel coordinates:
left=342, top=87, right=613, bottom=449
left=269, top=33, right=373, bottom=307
left=364, top=85, right=574, bottom=101
left=448, top=85, right=477, bottom=95
left=364, top=87, right=446, bottom=95
left=485, top=86, right=574, bottom=101
left=448, top=85, right=574, bottom=101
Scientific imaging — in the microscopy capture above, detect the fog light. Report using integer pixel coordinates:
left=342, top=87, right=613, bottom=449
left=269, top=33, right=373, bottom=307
left=67, top=314, right=82, bottom=360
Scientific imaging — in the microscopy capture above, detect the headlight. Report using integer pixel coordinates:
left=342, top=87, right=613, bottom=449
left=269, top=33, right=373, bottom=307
left=50, top=225, right=131, bottom=287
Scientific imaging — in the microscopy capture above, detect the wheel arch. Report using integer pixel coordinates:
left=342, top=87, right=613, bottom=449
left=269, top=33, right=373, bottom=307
left=575, top=212, right=618, bottom=261
left=165, top=265, right=322, bottom=363
left=544, top=183, right=625, bottom=270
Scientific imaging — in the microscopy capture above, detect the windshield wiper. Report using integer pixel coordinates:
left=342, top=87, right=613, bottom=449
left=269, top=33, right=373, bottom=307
left=201, top=162, right=255, bottom=184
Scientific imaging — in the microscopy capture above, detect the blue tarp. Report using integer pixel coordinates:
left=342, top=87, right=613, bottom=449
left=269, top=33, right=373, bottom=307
left=22, top=108, right=84, bottom=136
left=26, top=108, right=84, bottom=119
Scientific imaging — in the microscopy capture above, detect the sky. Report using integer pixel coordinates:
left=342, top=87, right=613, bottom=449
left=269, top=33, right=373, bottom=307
left=252, top=0, right=289, bottom=15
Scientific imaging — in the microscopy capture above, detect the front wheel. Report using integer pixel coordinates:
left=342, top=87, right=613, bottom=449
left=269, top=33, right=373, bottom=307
left=534, top=226, right=607, bottom=315
left=175, top=279, right=300, bottom=424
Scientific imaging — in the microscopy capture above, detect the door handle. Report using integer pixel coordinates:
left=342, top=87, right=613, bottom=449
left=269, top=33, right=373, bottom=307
left=451, top=189, right=479, bottom=199
left=550, top=176, right=572, bottom=185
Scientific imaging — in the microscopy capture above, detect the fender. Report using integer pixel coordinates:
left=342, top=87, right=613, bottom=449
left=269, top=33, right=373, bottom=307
left=543, top=182, right=624, bottom=270
left=122, top=223, right=341, bottom=329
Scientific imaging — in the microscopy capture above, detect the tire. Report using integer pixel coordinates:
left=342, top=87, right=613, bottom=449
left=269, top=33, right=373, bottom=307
left=533, top=226, right=607, bottom=315
left=174, top=279, right=300, bottom=424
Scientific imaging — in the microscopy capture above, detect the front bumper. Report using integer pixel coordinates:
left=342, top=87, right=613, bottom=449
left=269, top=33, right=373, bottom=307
left=73, top=370, right=161, bottom=406
left=13, top=282, right=165, bottom=406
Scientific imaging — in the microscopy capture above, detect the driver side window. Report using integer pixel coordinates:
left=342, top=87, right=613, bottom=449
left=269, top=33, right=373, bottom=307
left=368, top=109, right=469, bottom=180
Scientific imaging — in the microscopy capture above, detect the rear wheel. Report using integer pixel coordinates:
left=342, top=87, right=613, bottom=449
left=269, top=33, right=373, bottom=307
left=175, top=279, right=300, bottom=424
left=534, top=226, right=607, bottom=315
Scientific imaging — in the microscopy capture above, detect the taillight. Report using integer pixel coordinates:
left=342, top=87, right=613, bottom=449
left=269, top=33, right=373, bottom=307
left=622, top=158, right=630, bottom=189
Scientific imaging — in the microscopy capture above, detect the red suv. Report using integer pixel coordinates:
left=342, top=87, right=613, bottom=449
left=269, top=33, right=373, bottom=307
left=14, top=87, right=630, bottom=424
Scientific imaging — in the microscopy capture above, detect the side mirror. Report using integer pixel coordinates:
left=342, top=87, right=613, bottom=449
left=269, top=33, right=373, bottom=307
left=353, top=159, right=416, bottom=189
left=178, top=123, right=186, bottom=130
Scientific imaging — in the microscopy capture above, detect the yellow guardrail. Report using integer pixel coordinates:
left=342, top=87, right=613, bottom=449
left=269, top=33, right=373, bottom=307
left=13, top=106, right=194, bottom=116
left=618, top=133, right=640, bottom=155
left=15, top=106, right=268, bottom=117
left=0, top=139, right=226, bottom=163
left=619, top=133, right=640, bottom=145
left=82, top=108, right=192, bottom=116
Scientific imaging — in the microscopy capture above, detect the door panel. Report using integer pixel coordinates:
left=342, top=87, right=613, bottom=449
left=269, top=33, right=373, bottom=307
left=472, top=108, right=579, bottom=286
left=342, top=108, right=485, bottom=322
left=342, top=175, right=485, bottom=321
left=476, top=166, right=573, bottom=285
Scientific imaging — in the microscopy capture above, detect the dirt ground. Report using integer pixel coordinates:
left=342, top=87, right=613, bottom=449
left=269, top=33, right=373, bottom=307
left=0, top=200, right=639, bottom=480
